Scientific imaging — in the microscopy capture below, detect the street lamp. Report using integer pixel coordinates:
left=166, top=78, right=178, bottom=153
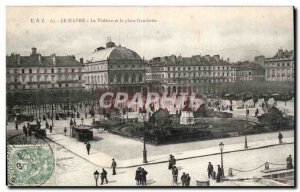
left=93, top=170, right=99, bottom=186
left=141, top=110, right=147, bottom=163
left=219, top=142, right=225, bottom=179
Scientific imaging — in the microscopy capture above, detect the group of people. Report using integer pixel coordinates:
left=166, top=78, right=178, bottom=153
left=93, top=158, right=118, bottom=186
left=168, top=154, right=191, bottom=186
left=207, top=162, right=223, bottom=183
left=135, top=167, right=148, bottom=186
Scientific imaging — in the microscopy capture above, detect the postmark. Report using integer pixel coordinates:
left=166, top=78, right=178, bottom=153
left=7, top=145, right=55, bottom=186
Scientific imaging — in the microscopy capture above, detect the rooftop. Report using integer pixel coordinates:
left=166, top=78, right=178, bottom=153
left=6, top=48, right=83, bottom=68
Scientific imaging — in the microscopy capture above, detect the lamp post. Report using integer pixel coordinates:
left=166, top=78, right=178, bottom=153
left=244, top=134, right=248, bottom=149
left=50, top=91, right=54, bottom=127
left=141, top=110, right=147, bottom=163
left=93, top=170, right=99, bottom=186
left=219, top=142, right=225, bottom=179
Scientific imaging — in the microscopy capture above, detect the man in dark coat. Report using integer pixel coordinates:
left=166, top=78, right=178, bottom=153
left=46, top=121, right=49, bottom=129
left=49, top=125, right=53, bottom=133
left=86, top=143, right=91, bottom=155
left=172, top=166, right=178, bottom=184
left=171, top=155, right=176, bottom=166
left=111, top=159, right=117, bottom=175
left=286, top=155, right=293, bottom=169
left=216, top=165, right=222, bottom=182
left=181, top=172, right=186, bottom=186
left=278, top=132, right=283, bottom=144
left=23, top=125, right=27, bottom=136
left=185, top=174, right=191, bottom=186
left=15, top=121, right=18, bottom=130
left=101, top=168, right=108, bottom=185
left=140, top=168, right=148, bottom=186
left=168, top=155, right=173, bottom=169
left=135, top=167, right=141, bottom=185
left=207, top=162, right=214, bottom=179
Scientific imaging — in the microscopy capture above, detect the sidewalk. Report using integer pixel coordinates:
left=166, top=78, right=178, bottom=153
left=47, top=132, right=294, bottom=168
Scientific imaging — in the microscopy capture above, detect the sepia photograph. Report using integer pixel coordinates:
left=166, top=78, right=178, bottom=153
left=6, top=6, right=295, bottom=187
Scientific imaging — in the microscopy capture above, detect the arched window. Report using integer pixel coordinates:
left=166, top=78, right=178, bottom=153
left=124, top=74, right=129, bottom=83
left=139, top=74, right=143, bottom=82
left=132, top=74, right=136, bottom=83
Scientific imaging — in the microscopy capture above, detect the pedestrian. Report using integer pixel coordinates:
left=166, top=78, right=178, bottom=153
left=286, top=155, right=293, bottom=169
left=70, top=119, right=73, bottom=126
left=49, top=125, right=53, bottom=133
left=140, top=168, right=148, bottom=186
left=185, top=174, right=191, bottom=186
left=207, top=162, right=214, bottom=179
left=64, top=127, right=67, bottom=136
left=180, top=172, right=186, bottom=186
left=15, top=121, right=18, bottom=130
left=135, top=167, right=141, bottom=185
left=86, top=143, right=91, bottom=155
left=101, top=168, right=108, bottom=185
left=172, top=166, right=178, bottom=184
left=23, top=125, right=28, bottom=136
left=27, top=121, right=30, bottom=128
left=171, top=155, right=176, bottom=166
left=278, top=132, right=283, bottom=144
left=168, top=155, right=173, bottom=169
left=111, top=158, right=117, bottom=175
left=85, top=112, right=87, bottom=118
left=46, top=121, right=49, bottom=129
left=216, top=165, right=222, bottom=183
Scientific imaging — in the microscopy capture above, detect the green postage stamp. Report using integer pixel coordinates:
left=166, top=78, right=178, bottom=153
left=7, top=144, right=56, bottom=186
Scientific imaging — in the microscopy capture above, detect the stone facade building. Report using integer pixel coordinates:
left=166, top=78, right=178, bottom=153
left=235, top=61, right=265, bottom=82
left=6, top=47, right=84, bottom=94
left=264, top=49, right=294, bottom=82
left=146, top=54, right=235, bottom=95
left=83, top=41, right=148, bottom=95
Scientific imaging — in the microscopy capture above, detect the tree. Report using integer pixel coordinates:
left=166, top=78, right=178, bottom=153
left=257, top=107, right=289, bottom=131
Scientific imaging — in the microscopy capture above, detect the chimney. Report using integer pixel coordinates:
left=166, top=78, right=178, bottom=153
left=213, top=55, right=220, bottom=62
left=17, top=54, right=20, bottom=65
left=278, top=49, right=283, bottom=58
left=51, top=54, right=56, bottom=66
left=31, top=47, right=37, bottom=55
left=204, top=55, right=210, bottom=62
left=38, top=54, right=42, bottom=64
left=80, top=58, right=83, bottom=64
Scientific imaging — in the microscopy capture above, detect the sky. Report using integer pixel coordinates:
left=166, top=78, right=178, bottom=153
left=6, top=6, right=294, bottom=62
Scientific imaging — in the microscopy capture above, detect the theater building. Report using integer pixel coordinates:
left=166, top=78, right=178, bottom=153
left=83, top=40, right=148, bottom=95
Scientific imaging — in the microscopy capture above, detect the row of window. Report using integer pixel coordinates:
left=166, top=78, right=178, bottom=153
left=165, top=78, right=233, bottom=84
left=7, top=67, right=81, bottom=74
left=84, top=64, right=144, bottom=72
left=165, top=66, right=232, bottom=72
left=10, top=75, right=82, bottom=83
left=8, top=83, right=82, bottom=90
left=265, top=61, right=294, bottom=68
left=267, top=73, right=294, bottom=77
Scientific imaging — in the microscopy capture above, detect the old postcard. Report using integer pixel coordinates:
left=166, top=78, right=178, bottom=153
left=6, top=6, right=295, bottom=187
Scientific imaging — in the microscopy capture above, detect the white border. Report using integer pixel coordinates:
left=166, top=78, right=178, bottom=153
left=1, top=1, right=298, bottom=192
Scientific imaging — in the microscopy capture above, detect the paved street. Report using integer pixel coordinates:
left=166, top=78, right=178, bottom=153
left=54, top=143, right=294, bottom=186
